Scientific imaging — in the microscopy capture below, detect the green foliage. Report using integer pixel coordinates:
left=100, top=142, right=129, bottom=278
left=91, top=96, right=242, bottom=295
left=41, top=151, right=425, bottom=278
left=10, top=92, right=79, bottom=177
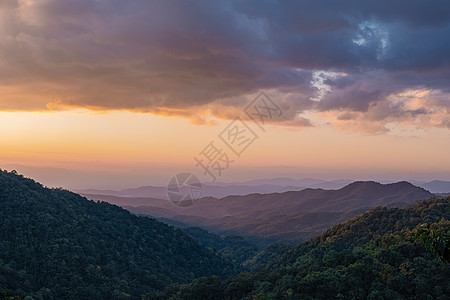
left=415, top=220, right=450, bottom=264
left=145, top=197, right=450, bottom=299
left=0, top=287, right=20, bottom=300
left=242, top=243, right=293, bottom=272
left=0, top=170, right=236, bottom=299
left=182, top=226, right=293, bottom=272
left=182, top=227, right=260, bottom=266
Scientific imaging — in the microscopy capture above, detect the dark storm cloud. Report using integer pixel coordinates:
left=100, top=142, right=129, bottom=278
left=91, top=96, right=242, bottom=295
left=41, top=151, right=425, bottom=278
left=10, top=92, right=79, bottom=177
left=0, top=0, right=449, bottom=131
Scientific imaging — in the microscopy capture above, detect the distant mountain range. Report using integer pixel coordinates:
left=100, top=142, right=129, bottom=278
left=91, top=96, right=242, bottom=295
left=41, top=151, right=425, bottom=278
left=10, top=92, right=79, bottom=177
left=419, top=180, right=450, bottom=193
left=83, top=181, right=434, bottom=243
left=77, top=178, right=450, bottom=200
left=77, top=178, right=354, bottom=199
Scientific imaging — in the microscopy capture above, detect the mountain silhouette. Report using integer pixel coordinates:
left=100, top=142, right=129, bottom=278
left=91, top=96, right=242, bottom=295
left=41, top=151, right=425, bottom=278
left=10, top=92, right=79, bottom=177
left=124, top=181, right=434, bottom=242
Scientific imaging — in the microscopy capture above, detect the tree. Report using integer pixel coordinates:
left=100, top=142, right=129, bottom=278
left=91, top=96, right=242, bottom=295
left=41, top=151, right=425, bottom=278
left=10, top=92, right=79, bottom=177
left=415, top=222, right=450, bottom=265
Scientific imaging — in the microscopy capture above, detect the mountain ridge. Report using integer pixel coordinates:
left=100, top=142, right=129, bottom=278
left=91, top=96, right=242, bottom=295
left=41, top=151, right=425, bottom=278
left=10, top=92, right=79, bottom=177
left=123, top=181, right=434, bottom=243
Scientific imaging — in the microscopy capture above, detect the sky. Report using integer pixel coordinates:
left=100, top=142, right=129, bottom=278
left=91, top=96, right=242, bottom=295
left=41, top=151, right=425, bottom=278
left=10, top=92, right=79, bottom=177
left=0, top=0, right=449, bottom=189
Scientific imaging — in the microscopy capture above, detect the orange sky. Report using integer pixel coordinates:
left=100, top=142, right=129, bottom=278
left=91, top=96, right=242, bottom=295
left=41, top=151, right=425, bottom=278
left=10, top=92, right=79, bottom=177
left=0, top=108, right=448, bottom=189
left=0, top=1, right=449, bottom=188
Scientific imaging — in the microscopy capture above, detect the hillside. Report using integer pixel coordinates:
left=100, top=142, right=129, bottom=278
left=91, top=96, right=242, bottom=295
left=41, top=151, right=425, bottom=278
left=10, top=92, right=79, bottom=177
left=146, top=197, right=450, bottom=299
left=0, top=170, right=235, bottom=299
left=123, top=181, right=434, bottom=242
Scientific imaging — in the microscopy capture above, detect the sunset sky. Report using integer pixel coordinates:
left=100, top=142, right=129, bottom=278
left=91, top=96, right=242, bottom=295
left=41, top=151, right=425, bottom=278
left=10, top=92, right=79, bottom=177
left=0, top=0, right=449, bottom=189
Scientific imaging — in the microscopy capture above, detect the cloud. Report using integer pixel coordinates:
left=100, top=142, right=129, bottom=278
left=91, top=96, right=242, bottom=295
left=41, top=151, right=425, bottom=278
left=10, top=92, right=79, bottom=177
left=0, top=0, right=449, bottom=133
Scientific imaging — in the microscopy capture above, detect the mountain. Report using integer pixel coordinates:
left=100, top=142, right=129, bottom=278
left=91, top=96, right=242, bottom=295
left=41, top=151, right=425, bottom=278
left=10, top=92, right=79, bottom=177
left=219, top=177, right=326, bottom=186
left=80, top=193, right=170, bottom=208
left=0, top=170, right=235, bottom=299
left=78, top=186, right=168, bottom=199
left=419, top=180, right=450, bottom=193
left=76, top=178, right=355, bottom=200
left=78, top=184, right=303, bottom=199
left=146, top=197, right=450, bottom=299
left=124, top=181, right=434, bottom=243
left=209, top=178, right=352, bottom=188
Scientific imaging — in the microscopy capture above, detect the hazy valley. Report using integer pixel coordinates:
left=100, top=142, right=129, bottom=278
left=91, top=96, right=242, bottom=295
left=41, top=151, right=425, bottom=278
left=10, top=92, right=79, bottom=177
left=82, top=181, right=436, bottom=243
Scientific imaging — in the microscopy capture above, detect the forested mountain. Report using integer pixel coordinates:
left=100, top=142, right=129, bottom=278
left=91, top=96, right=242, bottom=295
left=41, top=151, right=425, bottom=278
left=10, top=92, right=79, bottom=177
left=181, top=227, right=292, bottom=270
left=0, top=170, right=235, bottom=299
left=181, top=227, right=261, bottom=266
left=2, top=169, right=447, bottom=300
left=146, top=197, right=450, bottom=299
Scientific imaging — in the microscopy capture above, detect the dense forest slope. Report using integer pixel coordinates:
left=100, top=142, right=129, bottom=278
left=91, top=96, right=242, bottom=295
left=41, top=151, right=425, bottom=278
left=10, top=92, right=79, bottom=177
left=0, top=170, right=235, bottom=299
left=147, top=197, right=450, bottom=299
left=181, top=227, right=292, bottom=271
